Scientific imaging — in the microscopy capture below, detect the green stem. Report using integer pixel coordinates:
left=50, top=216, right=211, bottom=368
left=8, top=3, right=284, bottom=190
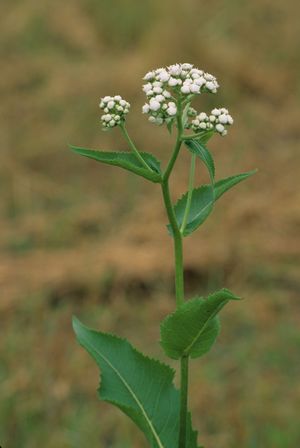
left=120, top=124, right=154, bottom=172
left=181, top=132, right=206, bottom=141
left=163, top=101, right=183, bottom=182
left=180, top=153, right=196, bottom=235
left=179, top=356, right=189, bottom=448
left=181, top=129, right=214, bottom=141
left=160, top=99, right=190, bottom=448
left=161, top=180, right=184, bottom=307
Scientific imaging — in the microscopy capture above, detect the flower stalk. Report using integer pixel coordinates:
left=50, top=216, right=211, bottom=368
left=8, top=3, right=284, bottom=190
left=120, top=123, right=154, bottom=172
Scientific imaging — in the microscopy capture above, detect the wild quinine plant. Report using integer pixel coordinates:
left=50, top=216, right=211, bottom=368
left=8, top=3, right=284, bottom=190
left=70, top=63, right=256, bottom=448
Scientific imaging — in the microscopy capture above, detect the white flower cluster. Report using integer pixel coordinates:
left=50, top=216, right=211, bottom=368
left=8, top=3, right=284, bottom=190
left=191, top=108, right=234, bottom=136
left=142, top=63, right=219, bottom=125
left=99, top=95, right=130, bottom=128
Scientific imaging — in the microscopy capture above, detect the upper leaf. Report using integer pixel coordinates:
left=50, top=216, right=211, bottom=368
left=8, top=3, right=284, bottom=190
left=214, top=169, right=257, bottom=199
left=170, top=170, right=257, bottom=237
left=73, top=317, right=200, bottom=448
left=185, top=139, right=215, bottom=184
left=160, top=289, right=240, bottom=360
left=69, top=145, right=162, bottom=183
left=169, top=185, right=214, bottom=237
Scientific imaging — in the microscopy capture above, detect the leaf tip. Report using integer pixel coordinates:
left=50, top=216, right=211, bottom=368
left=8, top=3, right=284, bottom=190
left=68, top=144, right=79, bottom=154
left=72, top=315, right=83, bottom=336
left=218, top=288, right=242, bottom=301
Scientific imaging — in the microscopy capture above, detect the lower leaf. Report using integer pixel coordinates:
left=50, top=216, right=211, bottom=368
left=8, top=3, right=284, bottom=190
left=73, top=317, right=200, bottom=448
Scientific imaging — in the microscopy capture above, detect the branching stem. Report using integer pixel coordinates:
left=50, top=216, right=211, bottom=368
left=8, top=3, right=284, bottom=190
left=120, top=124, right=154, bottom=172
left=161, top=99, right=190, bottom=448
left=180, top=153, right=196, bottom=235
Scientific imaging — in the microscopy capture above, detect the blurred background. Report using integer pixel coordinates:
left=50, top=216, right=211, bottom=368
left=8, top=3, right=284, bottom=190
left=1, top=0, right=299, bottom=447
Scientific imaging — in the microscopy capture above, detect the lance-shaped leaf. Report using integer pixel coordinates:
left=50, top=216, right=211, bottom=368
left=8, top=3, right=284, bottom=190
left=169, top=185, right=214, bottom=236
left=69, top=145, right=162, bottom=183
left=185, top=139, right=215, bottom=185
left=160, top=289, right=240, bottom=360
left=73, top=317, right=200, bottom=448
left=214, top=169, right=257, bottom=199
left=169, top=169, right=257, bottom=237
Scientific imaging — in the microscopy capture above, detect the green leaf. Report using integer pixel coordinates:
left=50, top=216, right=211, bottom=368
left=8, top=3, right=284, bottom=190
left=166, top=119, right=174, bottom=134
left=73, top=317, right=200, bottom=448
left=169, top=185, right=214, bottom=236
left=169, top=169, right=257, bottom=237
left=69, top=145, right=162, bottom=183
left=197, top=130, right=214, bottom=144
left=214, top=169, right=257, bottom=199
left=185, top=139, right=215, bottom=184
left=160, top=289, right=240, bottom=360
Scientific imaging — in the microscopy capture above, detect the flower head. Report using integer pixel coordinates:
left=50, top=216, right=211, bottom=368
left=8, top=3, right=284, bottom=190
left=191, top=108, right=234, bottom=136
left=99, top=95, right=130, bottom=129
left=142, top=63, right=219, bottom=125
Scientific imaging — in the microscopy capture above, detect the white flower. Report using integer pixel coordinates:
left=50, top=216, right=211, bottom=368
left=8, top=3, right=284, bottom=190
left=190, top=84, right=200, bottom=93
left=216, top=123, right=225, bottom=133
left=168, top=77, right=178, bottom=87
left=182, top=63, right=193, bottom=70
left=144, top=71, right=155, bottom=80
left=218, top=114, right=228, bottom=124
left=211, top=108, right=221, bottom=116
left=149, top=99, right=161, bottom=111
left=163, top=90, right=171, bottom=98
left=167, top=106, right=177, bottom=116
left=143, top=83, right=152, bottom=93
left=158, top=71, right=170, bottom=82
left=191, top=107, right=233, bottom=136
left=155, top=94, right=165, bottom=102
left=206, top=81, right=217, bottom=92
left=198, top=112, right=207, bottom=121
left=99, top=95, right=130, bottom=128
left=181, top=85, right=191, bottom=94
left=142, top=104, right=150, bottom=114
left=194, top=77, right=206, bottom=86
left=169, top=64, right=181, bottom=76
left=142, top=63, right=220, bottom=127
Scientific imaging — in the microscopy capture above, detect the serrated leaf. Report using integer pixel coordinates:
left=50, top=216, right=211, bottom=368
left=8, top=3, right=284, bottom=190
left=73, top=317, right=200, bottom=448
left=185, top=139, right=215, bottom=184
left=169, top=185, right=214, bottom=236
left=69, top=145, right=162, bottom=183
left=214, top=169, right=257, bottom=199
left=160, top=289, right=240, bottom=360
left=169, top=169, right=257, bottom=237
